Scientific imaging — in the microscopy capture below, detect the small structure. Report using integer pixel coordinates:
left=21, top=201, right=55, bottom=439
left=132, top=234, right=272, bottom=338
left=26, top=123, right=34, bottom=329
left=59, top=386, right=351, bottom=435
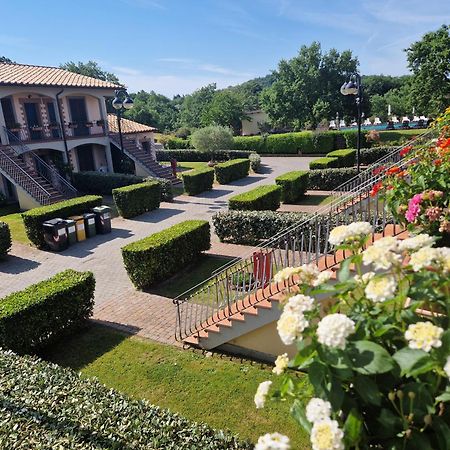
left=241, top=110, right=270, bottom=136
left=373, top=117, right=382, bottom=125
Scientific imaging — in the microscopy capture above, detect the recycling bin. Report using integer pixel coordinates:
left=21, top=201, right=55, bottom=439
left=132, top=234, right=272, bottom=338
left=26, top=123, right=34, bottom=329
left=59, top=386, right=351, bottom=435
left=83, top=212, right=97, bottom=238
left=92, top=205, right=112, bottom=234
left=69, top=215, right=86, bottom=242
left=42, top=218, right=68, bottom=251
left=63, top=219, right=77, bottom=246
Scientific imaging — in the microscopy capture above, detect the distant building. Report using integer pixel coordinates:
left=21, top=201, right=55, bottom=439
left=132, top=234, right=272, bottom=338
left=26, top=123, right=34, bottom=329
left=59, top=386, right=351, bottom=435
left=241, top=110, right=269, bottom=136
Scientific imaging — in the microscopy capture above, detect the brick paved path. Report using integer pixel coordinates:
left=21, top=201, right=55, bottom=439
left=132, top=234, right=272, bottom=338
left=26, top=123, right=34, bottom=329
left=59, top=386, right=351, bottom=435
left=0, top=156, right=316, bottom=345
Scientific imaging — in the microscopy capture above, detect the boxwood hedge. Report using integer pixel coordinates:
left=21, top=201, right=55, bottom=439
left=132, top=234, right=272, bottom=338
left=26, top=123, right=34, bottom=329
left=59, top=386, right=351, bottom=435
left=22, top=195, right=102, bottom=249
left=214, top=158, right=250, bottom=184
left=0, top=350, right=250, bottom=449
left=73, top=171, right=144, bottom=194
left=0, top=221, right=11, bottom=257
left=326, top=149, right=356, bottom=167
left=122, top=220, right=210, bottom=289
left=275, top=171, right=309, bottom=203
left=309, top=157, right=339, bottom=170
left=228, top=185, right=281, bottom=211
left=360, top=146, right=395, bottom=165
left=308, top=168, right=359, bottom=190
left=156, top=149, right=252, bottom=162
left=0, top=269, right=95, bottom=353
left=113, top=181, right=161, bottom=219
left=182, top=166, right=215, bottom=195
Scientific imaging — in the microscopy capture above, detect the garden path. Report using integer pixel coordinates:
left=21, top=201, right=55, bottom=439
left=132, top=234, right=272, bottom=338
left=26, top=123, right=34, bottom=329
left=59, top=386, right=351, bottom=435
left=0, top=156, right=316, bottom=345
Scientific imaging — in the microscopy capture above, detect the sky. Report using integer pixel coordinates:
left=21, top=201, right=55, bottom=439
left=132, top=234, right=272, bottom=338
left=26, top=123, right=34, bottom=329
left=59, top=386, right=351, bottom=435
left=1, top=0, right=449, bottom=97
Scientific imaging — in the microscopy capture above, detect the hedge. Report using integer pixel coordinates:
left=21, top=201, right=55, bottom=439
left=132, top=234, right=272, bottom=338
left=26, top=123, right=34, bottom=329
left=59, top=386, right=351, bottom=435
left=308, top=168, right=359, bottom=190
left=182, top=166, right=215, bottom=195
left=0, top=269, right=95, bottom=353
left=166, top=136, right=191, bottom=149
left=156, top=149, right=252, bottom=162
left=0, top=350, right=250, bottom=449
left=232, top=135, right=266, bottom=153
left=0, top=221, right=11, bottom=257
left=22, top=195, right=102, bottom=249
left=228, top=185, right=281, bottom=211
left=326, top=149, right=356, bottom=167
left=342, top=130, right=370, bottom=148
left=275, top=171, right=309, bottom=203
left=360, top=146, right=395, bottom=165
left=309, top=157, right=339, bottom=170
left=73, top=171, right=144, bottom=195
left=122, top=220, right=210, bottom=289
left=113, top=181, right=161, bottom=219
left=214, top=158, right=250, bottom=184
left=232, top=132, right=315, bottom=154
left=312, top=132, right=335, bottom=153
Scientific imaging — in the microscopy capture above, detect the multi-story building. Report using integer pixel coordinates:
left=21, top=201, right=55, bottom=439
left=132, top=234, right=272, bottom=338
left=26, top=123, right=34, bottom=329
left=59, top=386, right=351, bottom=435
left=0, top=62, right=175, bottom=209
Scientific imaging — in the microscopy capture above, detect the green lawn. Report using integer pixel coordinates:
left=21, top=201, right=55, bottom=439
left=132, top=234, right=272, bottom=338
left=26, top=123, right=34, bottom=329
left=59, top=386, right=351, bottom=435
left=293, top=194, right=334, bottom=206
left=42, top=324, right=310, bottom=448
left=0, top=203, right=29, bottom=245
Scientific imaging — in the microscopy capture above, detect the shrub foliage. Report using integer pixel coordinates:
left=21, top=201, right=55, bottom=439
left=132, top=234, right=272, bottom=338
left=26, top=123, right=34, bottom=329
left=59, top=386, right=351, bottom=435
left=214, top=158, right=250, bottom=184
left=0, top=221, right=11, bottom=257
left=182, top=167, right=215, bottom=195
left=275, top=171, right=309, bottom=203
left=308, top=168, right=358, bottom=190
left=72, top=172, right=144, bottom=194
left=121, top=220, right=210, bottom=289
left=228, top=185, right=282, bottom=211
left=326, top=149, right=356, bottom=167
left=156, top=149, right=252, bottom=162
left=0, top=269, right=95, bottom=353
left=113, top=181, right=161, bottom=219
left=309, top=157, right=339, bottom=170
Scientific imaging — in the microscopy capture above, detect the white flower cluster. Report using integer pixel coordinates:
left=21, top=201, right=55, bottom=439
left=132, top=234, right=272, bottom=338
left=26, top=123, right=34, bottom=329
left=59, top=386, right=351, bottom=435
left=255, top=433, right=290, bottom=450
left=328, top=222, right=373, bottom=246
left=306, top=398, right=332, bottom=423
left=398, top=234, right=435, bottom=251
left=405, top=321, right=444, bottom=352
left=354, top=271, right=375, bottom=285
left=273, top=353, right=289, bottom=375
left=274, top=267, right=298, bottom=283
left=444, top=356, right=450, bottom=379
left=277, top=294, right=315, bottom=345
left=362, top=243, right=402, bottom=270
left=316, top=313, right=355, bottom=350
left=254, top=380, right=272, bottom=409
left=409, top=246, right=450, bottom=272
left=273, top=264, right=333, bottom=287
left=364, top=275, right=397, bottom=303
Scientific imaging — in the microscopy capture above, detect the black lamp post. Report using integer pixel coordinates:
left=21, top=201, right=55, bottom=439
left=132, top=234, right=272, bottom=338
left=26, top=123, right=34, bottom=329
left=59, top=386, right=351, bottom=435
left=340, top=73, right=363, bottom=173
left=112, top=89, right=134, bottom=158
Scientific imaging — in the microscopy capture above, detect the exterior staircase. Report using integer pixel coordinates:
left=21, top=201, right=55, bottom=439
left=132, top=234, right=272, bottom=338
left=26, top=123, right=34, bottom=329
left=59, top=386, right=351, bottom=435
left=109, top=133, right=179, bottom=184
left=174, top=130, right=435, bottom=353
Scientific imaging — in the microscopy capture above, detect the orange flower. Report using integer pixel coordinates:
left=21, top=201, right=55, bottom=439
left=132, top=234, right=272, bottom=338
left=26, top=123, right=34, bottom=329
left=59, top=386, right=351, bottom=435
left=438, top=137, right=450, bottom=149
left=386, top=166, right=400, bottom=175
left=435, top=159, right=443, bottom=166
left=370, top=181, right=382, bottom=197
left=396, top=170, right=407, bottom=178
left=400, top=146, right=412, bottom=157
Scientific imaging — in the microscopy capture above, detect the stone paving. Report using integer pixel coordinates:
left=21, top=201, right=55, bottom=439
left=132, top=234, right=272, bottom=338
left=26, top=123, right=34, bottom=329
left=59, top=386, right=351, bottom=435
left=0, top=156, right=317, bottom=345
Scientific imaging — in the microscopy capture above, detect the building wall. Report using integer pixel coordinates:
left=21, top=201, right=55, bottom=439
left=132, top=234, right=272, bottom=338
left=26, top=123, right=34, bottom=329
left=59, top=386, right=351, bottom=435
left=241, top=111, right=269, bottom=136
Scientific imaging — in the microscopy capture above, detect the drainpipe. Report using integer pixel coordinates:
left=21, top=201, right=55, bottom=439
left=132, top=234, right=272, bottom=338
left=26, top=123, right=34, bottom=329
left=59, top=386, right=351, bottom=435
left=55, top=89, right=73, bottom=182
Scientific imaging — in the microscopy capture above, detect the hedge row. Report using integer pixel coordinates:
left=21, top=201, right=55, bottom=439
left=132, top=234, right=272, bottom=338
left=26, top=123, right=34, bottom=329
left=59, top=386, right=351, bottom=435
left=0, top=269, right=95, bottom=353
left=214, top=158, right=250, bottom=184
left=308, top=168, right=359, bottom=190
left=309, top=157, right=339, bottom=170
left=0, top=350, right=250, bottom=449
left=122, top=220, right=210, bottom=289
left=165, top=136, right=192, bottom=149
left=326, top=149, right=357, bottom=167
left=182, top=166, right=215, bottom=195
left=0, top=221, right=11, bottom=257
left=275, top=171, right=309, bottom=203
left=229, top=185, right=282, bottom=211
left=113, top=181, right=161, bottom=219
left=156, top=149, right=252, bottom=162
left=360, top=146, right=395, bottom=165
left=22, top=195, right=103, bottom=249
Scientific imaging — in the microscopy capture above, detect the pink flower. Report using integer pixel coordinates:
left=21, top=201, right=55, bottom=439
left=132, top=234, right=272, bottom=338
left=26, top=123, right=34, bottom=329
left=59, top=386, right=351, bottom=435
left=425, top=207, right=442, bottom=222
left=405, top=193, right=423, bottom=223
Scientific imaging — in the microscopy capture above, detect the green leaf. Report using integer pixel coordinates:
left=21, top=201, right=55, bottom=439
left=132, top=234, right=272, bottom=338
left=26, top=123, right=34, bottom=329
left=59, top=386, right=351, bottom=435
left=308, top=361, right=327, bottom=397
left=432, top=416, right=450, bottom=450
left=291, top=399, right=312, bottom=434
left=317, top=346, right=351, bottom=370
left=338, top=257, right=352, bottom=282
left=348, top=340, right=395, bottom=375
left=343, top=408, right=363, bottom=448
left=436, top=386, right=450, bottom=403
left=375, top=408, right=404, bottom=439
left=392, top=347, right=434, bottom=377
left=354, top=375, right=382, bottom=406
left=326, top=376, right=345, bottom=411
left=435, top=330, right=450, bottom=362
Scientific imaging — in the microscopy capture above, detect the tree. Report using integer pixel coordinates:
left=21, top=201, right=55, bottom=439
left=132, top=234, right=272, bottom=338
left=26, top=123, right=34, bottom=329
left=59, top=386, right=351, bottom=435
left=261, top=42, right=358, bottom=129
left=0, top=56, right=15, bottom=64
left=179, top=83, right=216, bottom=128
left=190, top=125, right=233, bottom=153
left=369, top=82, right=413, bottom=121
left=60, top=60, right=121, bottom=84
left=406, top=25, right=450, bottom=117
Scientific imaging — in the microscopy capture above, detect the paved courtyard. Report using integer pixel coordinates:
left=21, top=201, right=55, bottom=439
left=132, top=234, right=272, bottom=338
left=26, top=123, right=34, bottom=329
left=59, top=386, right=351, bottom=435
left=0, top=156, right=316, bottom=345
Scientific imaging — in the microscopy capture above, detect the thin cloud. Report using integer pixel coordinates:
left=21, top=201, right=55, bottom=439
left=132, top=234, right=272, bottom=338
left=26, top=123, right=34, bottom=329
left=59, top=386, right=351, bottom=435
left=120, top=0, right=166, bottom=10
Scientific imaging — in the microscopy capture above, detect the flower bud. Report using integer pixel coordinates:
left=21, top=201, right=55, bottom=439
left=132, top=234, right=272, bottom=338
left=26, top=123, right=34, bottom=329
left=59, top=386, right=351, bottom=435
left=407, top=413, right=414, bottom=422
left=408, top=392, right=416, bottom=400
left=397, top=390, right=404, bottom=400
left=388, top=392, right=396, bottom=401
left=424, top=415, right=432, bottom=426
left=405, top=429, right=412, bottom=439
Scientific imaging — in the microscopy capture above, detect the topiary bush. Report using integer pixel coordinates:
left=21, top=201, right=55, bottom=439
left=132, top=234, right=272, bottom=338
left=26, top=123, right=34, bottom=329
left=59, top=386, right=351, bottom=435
left=0, top=269, right=95, bottom=353
left=214, top=159, right=250, bottom=184
left=121, top=220, right=210, bottom=289
left=308, top=168, right=358, bottom=190
left=309, top=157, right=339, bottom=170
left=72, top=172, right=144, bottom=195
left=182, top=166, right=215, bottom=195
left=0, top=350, right=250, bottom=449
left=326, top=149, right=356, bottom=167
left=22, top=195, right=103, bottom=249
left=275, top=171, right=309, bottom=203
left=156, top=149, right=252, bottom=162
left=113, top=181, right=161, bottom=219
left=249, top=152, right=262, bottom=173
left=312, top=132, right=335, bottom=154
left=265, top=133, right=297, bottom=154
left=0, top=221, right=11, bottom=257
left=228, top=185, right=282, bottom=211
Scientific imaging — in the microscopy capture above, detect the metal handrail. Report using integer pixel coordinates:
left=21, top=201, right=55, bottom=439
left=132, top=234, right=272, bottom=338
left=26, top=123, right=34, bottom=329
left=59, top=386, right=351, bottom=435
left=174, top=130, right=436, bottom=341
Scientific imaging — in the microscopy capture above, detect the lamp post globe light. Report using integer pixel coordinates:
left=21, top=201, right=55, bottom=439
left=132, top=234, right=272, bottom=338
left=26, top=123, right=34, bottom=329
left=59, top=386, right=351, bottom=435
left=340, top=73, right=363, bottom=173
left=112, top=89, right=134, bottom=161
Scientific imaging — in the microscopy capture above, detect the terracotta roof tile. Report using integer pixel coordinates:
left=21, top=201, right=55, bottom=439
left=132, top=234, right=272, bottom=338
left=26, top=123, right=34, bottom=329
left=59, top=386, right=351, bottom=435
left=107, top=113, right=157, bottom=134
left=0, top=63, right=122, bottom=89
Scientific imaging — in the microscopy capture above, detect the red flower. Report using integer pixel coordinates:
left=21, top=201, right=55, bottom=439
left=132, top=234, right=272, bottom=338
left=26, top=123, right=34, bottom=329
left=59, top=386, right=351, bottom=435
left=400, top=146, right=412, bottom=157
left=386, top=166, right=400, bottom=175
left=435, top=158, right=443, bottom=166
left=396, top=170, right=407, bottom=178
left=438, top=138, right=450, bottom=149
left=370, top=181, right=382, bottom=197
left=372, top=166, right=385, bottom=176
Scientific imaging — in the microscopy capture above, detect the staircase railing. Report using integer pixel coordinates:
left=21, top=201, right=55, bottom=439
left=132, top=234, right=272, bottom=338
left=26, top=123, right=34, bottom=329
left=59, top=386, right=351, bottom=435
left=174, top=130, right=436, bottom=341
left=4, top=127, right=77, bottom=199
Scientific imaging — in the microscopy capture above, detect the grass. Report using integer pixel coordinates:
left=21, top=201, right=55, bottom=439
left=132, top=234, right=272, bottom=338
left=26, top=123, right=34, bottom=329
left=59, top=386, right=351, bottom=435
left=149, top=254, right=233, bottom=298
left=0, top=203, right=29, bottom=245
left=293, top=194, right=334, bottom=206
left=42, top=324, right=311, bottom=448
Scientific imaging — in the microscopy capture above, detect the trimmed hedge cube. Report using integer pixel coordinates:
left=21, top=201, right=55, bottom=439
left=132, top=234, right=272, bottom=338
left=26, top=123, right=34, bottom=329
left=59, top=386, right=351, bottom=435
left=113, top=181, right=161, bottom=219
left=22, top=195, right=102, bottom=249
left=0, top=221, right=11, bottom=257
left=0, top=269, right=95, bottom=353
left=122, top=220, right=211, bottom=289
left=275, top=171, right=309, bottom=203
left=326, top=149, right=356, bottom=167
left=214, top=158, right=250, bottom=184
left=309, top=157, right=339, bottom=170
left=228, top=185, right=282, bottom=211
left=308, top=168, right=359, bottom=190
left=73, top=171, right=144, bottom=194
left=182, top=166, right=214, bottom=195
